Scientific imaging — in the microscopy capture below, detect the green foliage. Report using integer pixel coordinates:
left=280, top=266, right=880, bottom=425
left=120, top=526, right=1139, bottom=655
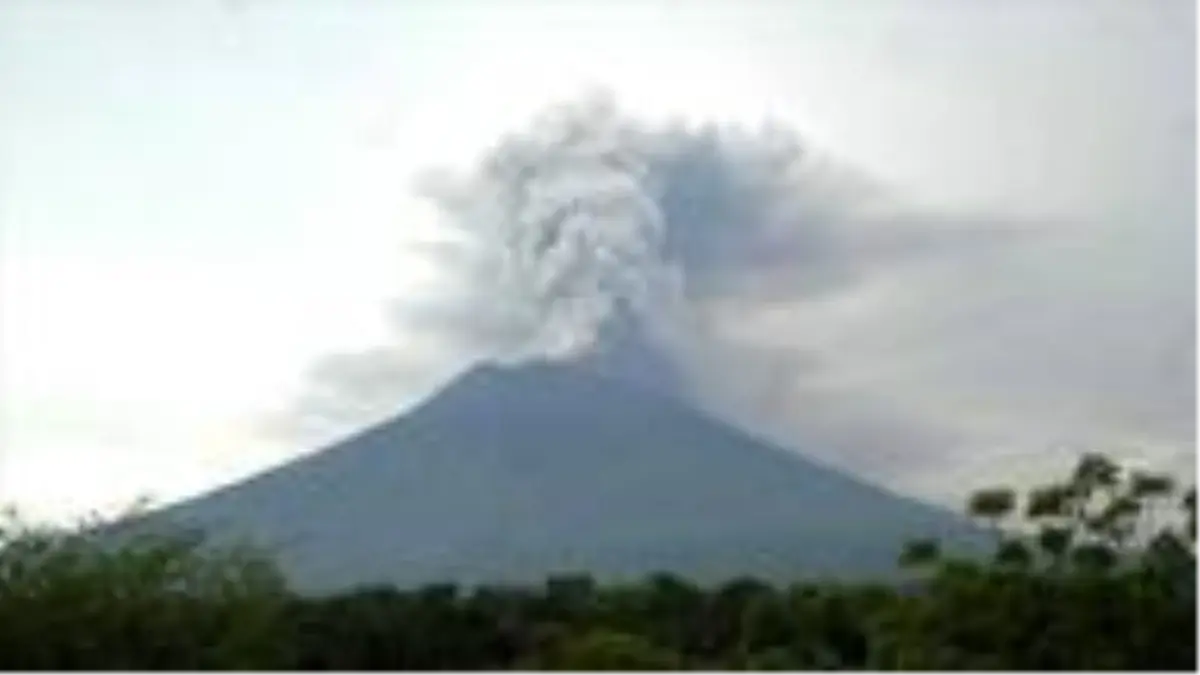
left=1130, top=470, right=1176, bottom=499
left=993, top=538, right=1033, bottom=570
left=897, top=537, right=940, bottom=569
left=0, top=451, right=1193, bottom=669
left=873, top=452, right=1196, bottom=669
left=0, top=507, right=292, bottom=669
left=521, top=629, right=684, bottom=669
left=967, top=487, right=1016, bottom=522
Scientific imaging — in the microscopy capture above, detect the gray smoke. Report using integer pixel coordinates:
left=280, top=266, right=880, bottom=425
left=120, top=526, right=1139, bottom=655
left=283, top=89, right=1200, bottom=499
left=283, top=94, right=1022, bottom=482
left=411, top=93, right=682, bottom=364
left=276, top=5, right=1195, bottom=502
left=397, top=94, right=1011, bottom=374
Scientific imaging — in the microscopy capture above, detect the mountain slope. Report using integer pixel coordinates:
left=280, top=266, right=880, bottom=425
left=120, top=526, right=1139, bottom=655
left=129, top=363, right=979, bottom=592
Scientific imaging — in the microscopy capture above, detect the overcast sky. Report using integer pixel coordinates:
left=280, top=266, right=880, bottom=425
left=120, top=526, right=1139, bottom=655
left=1, top=0, right=1194, bottom=523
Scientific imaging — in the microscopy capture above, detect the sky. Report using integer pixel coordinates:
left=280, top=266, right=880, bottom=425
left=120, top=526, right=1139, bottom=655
left=0, top=0, right=1195, bottom=524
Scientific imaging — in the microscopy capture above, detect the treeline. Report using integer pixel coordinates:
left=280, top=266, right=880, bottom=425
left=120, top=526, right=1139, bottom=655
left=0, top=453, right=1194, bottom=670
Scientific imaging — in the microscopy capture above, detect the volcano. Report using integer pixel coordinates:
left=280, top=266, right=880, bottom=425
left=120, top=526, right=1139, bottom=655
left=127, top=362, right=978, bottom=592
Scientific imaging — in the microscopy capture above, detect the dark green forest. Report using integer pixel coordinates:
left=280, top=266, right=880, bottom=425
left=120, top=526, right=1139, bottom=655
left=0, top=452, right=1194, bottom=670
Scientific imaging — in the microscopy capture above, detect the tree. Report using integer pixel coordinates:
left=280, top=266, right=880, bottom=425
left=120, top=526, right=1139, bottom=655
left=0, top=449, right=1192, bottom=670
left=520, top=628, right=684, bottom=669
left=886, top=451, right=1195, bottom=670
left=0, top=507, right=292, bottom=669
left=967, top=487, right=1016, bottom=547
left=898, top=538, right=941, bottom=570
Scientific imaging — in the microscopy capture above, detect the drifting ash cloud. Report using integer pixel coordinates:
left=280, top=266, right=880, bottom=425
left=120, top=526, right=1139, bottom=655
left=281, top=93, right=1194, bottom=504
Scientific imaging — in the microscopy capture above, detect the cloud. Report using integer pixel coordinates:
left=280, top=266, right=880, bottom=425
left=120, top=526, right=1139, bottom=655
left=280, top=15, right=1200, bottom=499
left=281, top=92, right=1193, bottom=505
left=694, top=211, right=1195, bottom=499
left=397, top=93, right=1025, bottom=366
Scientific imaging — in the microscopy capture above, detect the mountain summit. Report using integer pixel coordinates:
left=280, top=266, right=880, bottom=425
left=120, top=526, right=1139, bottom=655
left=131, top=363, right=977, bottom=592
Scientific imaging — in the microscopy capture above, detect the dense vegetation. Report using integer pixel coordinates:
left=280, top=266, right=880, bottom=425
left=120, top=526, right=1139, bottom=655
left=0, top=453, right=1193, bottom=669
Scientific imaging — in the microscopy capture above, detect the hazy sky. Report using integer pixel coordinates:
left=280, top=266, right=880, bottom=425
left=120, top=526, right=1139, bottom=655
left=1, top=0, right=1194, bottom=523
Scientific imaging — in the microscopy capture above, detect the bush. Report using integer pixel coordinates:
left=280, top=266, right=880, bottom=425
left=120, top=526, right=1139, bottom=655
left=0, top=507, right=292, bottom=669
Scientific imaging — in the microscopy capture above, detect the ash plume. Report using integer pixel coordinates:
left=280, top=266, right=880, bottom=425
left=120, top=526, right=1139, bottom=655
left=281, top=92, right=1192, bottom=503
left=411, top=93, right=683, bottom=365
left=283, top=91, right=1015, bottom=442
left=283, top=90, right=1022, bottom=478
left=394, top=93, right=1003, bottom=379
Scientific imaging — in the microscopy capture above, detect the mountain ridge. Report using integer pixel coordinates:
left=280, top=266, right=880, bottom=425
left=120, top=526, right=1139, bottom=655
left=125, top=361, right=981, bottom=592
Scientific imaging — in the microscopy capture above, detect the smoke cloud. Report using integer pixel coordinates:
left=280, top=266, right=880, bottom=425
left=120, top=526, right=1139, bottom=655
left=281, top=92, right=1193, bottom=504
left=398, top=94, right=1013, bottom=372
left=412, top=93, right=681, bottom=364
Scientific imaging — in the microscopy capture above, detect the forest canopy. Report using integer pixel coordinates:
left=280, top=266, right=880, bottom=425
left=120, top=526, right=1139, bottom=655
left=0, top=451, right=1193, bottom=670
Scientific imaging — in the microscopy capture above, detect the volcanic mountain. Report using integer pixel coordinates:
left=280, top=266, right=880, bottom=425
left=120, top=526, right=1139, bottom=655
left=126, top=362, right=979, bottom=592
